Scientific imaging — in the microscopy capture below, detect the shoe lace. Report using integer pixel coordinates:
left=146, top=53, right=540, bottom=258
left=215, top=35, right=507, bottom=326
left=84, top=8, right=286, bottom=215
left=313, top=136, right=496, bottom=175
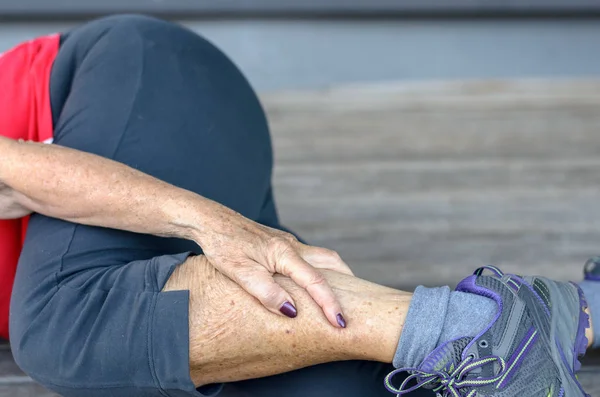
left=384, top=354, right=507, bottom=397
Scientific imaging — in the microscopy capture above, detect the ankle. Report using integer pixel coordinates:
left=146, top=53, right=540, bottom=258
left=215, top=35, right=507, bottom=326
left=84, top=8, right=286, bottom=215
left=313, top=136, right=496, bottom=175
left=320, top=270, right=413, bottom=363
left=349, top=290, right=412, bottom=363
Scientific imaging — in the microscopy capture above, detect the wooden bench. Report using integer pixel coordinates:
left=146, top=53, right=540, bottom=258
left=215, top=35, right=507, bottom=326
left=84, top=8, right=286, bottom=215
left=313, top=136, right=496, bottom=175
left=2, top=78, right=600, bottom=395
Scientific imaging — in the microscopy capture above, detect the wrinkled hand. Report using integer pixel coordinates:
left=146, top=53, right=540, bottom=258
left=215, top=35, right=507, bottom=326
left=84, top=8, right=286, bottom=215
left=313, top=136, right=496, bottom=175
left=197, top=203, right=354, bottom=328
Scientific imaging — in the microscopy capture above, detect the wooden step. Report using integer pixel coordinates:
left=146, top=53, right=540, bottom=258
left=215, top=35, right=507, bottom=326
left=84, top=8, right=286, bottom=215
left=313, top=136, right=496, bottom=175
left=263, top=79, right=600, bottom=288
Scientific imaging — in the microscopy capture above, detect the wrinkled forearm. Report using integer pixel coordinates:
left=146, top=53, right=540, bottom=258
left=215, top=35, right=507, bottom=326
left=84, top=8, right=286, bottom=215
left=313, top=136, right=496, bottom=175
left=0, top=136, right=216, bottom=241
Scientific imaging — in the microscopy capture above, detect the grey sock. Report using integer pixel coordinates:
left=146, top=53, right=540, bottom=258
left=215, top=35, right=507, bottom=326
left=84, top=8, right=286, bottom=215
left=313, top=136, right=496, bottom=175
left=393, top=286, right=496, bottom=368
left=579, top=281, right=600, bottom=349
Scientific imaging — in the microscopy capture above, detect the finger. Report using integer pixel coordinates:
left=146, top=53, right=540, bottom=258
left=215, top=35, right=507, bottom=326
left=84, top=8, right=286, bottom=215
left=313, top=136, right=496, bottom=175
left=277, top=250, right=347, bottom=328
left=298, top=245, right=354, bottom=276
left=224, top=263, right=298, bottom=319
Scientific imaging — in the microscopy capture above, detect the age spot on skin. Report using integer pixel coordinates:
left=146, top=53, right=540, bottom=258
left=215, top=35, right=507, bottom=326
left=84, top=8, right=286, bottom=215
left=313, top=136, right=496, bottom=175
left=230, top=300, right=235, bottom=306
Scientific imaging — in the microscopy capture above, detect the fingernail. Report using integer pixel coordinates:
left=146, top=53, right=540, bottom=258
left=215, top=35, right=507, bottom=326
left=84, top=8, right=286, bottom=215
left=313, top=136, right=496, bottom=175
left=336, top=313, right=347, bottom=328
left=280, top=301, right=297, bottom=318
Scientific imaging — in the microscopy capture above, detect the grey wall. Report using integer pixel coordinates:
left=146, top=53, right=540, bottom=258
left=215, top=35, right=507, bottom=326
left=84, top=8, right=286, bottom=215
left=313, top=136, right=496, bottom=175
left=3, top=0, right=600, bottom=17
left=2, top=18, right=600, bottom=91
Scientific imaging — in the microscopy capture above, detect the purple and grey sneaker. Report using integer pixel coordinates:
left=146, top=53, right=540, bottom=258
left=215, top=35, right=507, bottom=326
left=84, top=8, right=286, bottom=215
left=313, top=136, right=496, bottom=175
left=384, top=265, right=590, bottom=397
left=584, top=257, right=600, bottom=282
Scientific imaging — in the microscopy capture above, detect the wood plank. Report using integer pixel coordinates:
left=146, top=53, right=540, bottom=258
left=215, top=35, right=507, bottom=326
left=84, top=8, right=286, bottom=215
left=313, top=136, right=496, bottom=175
left=0, top=384, right=58, bottom=397
left=269, top=110, right=600, bottom=162
left=274, top=159, right=600, bottom=199
left=263, top=79, right=600, bottom=109
left=265, top=80, right=600, bottom=163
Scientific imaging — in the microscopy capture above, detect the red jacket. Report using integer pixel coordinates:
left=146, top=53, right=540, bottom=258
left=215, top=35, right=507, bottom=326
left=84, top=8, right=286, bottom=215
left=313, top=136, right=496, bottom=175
left=0, top=34, right=60, bottom=339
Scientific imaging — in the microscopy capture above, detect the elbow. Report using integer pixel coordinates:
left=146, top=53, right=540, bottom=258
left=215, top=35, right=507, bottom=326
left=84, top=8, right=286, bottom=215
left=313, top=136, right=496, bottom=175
left=0, top=188, right=32, bottom=219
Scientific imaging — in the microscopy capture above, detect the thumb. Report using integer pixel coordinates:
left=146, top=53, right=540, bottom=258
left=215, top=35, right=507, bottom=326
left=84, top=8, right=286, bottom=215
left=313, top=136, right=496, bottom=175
left=226, top=264, right=298, bottom=318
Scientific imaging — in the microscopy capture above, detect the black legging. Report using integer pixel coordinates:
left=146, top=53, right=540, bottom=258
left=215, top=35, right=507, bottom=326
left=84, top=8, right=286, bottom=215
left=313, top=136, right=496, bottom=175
left=10, top=14, right=429, bottom=397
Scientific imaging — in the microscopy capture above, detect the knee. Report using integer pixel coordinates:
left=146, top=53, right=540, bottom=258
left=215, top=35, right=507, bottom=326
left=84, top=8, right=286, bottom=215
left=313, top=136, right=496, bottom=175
left=91, top=14, right=204, bottom=47
left=95, top=14, right=175, bottom=32
left=77, top=14, right=224, bottom=66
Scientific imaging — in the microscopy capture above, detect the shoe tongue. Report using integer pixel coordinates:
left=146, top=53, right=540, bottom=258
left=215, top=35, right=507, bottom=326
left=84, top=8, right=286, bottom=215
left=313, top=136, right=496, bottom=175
left=419, top=337, right=473, bottom=374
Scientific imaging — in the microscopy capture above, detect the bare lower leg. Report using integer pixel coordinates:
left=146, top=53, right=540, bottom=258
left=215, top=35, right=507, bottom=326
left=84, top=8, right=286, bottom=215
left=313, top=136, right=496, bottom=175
left=163, top=255, right=411, bottom=386
left=163, top=257, right=598, bottom=386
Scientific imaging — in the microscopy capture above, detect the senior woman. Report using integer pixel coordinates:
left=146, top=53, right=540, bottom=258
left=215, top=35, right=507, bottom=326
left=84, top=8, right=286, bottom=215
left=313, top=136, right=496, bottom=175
left=0, top=14, right=593, bottom=397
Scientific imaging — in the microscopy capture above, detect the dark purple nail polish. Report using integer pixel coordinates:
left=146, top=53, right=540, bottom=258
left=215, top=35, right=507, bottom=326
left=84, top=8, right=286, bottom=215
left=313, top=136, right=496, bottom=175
left=336, top=313, right=347, bottom=328
left=280, top=301, right=297, bottom=318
